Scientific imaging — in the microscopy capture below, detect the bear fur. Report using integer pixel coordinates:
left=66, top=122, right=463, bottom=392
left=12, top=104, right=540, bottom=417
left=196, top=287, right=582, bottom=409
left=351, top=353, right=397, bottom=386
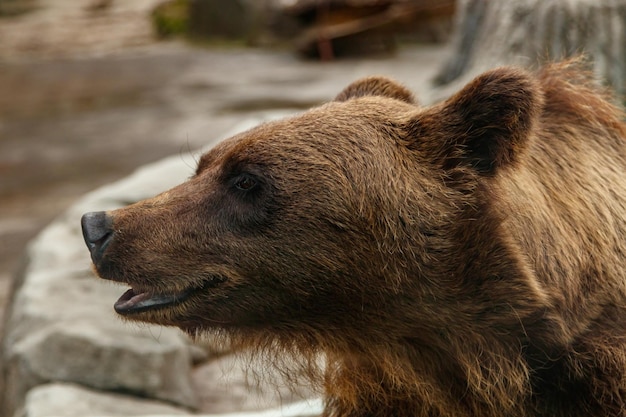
left=82, top=59, right=626, bottom=417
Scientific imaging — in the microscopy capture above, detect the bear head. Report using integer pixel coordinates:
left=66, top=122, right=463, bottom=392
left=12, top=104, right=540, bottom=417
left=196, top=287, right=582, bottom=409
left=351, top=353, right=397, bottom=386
left=81, top=68, right=546, bottom=347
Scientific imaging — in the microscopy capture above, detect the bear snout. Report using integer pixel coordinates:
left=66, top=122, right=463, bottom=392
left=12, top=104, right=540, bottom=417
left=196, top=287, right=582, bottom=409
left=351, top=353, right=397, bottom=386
left=81, top=211, right=114, bottom=265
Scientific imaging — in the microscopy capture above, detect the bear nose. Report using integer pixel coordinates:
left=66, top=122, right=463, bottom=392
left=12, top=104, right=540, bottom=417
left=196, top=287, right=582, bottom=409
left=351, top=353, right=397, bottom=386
left=81, top=211, right=114, bottom=264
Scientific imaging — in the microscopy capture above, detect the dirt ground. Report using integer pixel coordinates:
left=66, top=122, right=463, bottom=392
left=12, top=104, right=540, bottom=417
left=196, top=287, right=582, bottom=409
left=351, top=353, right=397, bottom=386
left=0, top=1, right=450, bottom=328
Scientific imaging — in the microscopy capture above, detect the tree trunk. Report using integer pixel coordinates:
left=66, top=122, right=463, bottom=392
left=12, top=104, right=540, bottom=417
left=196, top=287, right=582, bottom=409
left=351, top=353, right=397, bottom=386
left=436, top=0, right=626, bottom=97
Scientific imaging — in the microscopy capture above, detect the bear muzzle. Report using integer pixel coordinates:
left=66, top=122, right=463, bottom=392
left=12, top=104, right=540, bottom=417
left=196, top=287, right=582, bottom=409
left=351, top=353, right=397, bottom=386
left=81, top=211, right=231, bottom=317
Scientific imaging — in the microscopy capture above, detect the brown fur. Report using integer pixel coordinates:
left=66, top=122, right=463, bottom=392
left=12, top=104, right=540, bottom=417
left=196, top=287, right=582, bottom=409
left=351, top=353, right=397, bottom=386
left=83, top=59, right=626, bottom=416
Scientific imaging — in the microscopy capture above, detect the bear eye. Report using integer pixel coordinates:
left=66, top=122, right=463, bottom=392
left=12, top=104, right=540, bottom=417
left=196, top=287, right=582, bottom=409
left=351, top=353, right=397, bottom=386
left=234, top=174, right=257, bottom=191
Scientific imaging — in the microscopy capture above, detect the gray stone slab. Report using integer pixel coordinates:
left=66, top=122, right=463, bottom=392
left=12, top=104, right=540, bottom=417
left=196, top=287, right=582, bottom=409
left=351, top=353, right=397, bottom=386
left=19, top=382, right=189, bottom=417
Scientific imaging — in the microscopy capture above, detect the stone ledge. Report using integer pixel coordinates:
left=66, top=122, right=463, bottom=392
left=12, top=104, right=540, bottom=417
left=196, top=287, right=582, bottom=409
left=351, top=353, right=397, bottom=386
left=20, top=381, right=323, bottom=417
left=20, top=383, right=190, bottom=417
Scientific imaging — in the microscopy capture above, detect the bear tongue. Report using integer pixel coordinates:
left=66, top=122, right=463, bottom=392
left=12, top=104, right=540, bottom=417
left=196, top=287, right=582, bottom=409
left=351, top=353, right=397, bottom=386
left=114, top=288, right=181, bottom=315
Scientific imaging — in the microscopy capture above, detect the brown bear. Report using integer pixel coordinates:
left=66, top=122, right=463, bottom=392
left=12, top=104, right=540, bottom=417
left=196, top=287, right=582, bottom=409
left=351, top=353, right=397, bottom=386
left=81, top=59, right=626, bottom=417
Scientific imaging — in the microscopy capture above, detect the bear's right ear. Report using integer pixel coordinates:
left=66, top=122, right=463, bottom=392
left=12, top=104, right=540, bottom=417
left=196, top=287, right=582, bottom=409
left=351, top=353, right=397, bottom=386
left=335, top=76, right=416, bottom=104
left=406, top=67, right=542, bottom=175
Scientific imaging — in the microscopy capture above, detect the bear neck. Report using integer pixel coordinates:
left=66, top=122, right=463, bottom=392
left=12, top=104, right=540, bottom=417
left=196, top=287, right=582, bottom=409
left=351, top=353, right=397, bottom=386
left=318, top=182, right=571, bottom=417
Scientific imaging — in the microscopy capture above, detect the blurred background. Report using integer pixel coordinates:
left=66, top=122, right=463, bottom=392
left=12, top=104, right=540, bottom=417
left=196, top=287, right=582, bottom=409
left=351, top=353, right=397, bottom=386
left=1, top=0, right=626, bottom=415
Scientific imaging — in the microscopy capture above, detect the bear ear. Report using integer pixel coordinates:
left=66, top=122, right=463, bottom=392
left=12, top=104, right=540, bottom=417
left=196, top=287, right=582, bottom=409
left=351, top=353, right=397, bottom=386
left=408, top=67, right=542, bottom=175
left=335, top=76, right=416, bottom=104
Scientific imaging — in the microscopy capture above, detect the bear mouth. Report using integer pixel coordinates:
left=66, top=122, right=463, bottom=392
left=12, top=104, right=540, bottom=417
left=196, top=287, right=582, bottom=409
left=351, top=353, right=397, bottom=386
left=114, top=288, right=191, bottom=315
left=113, top=275, right=227, bottom=315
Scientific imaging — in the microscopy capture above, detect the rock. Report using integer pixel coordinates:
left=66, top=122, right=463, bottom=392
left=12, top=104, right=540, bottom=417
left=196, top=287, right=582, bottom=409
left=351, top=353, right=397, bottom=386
left=220, top=399, right=324, bottom=417
left=18, top=384, right=324, bottom=417
left=192, top=354, right=315, bottom=414
left=6, top=319, right=197, bottom=409
left=18, top=382, right=190, bottom=417
left=435, top=0, right=626, bottom=97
